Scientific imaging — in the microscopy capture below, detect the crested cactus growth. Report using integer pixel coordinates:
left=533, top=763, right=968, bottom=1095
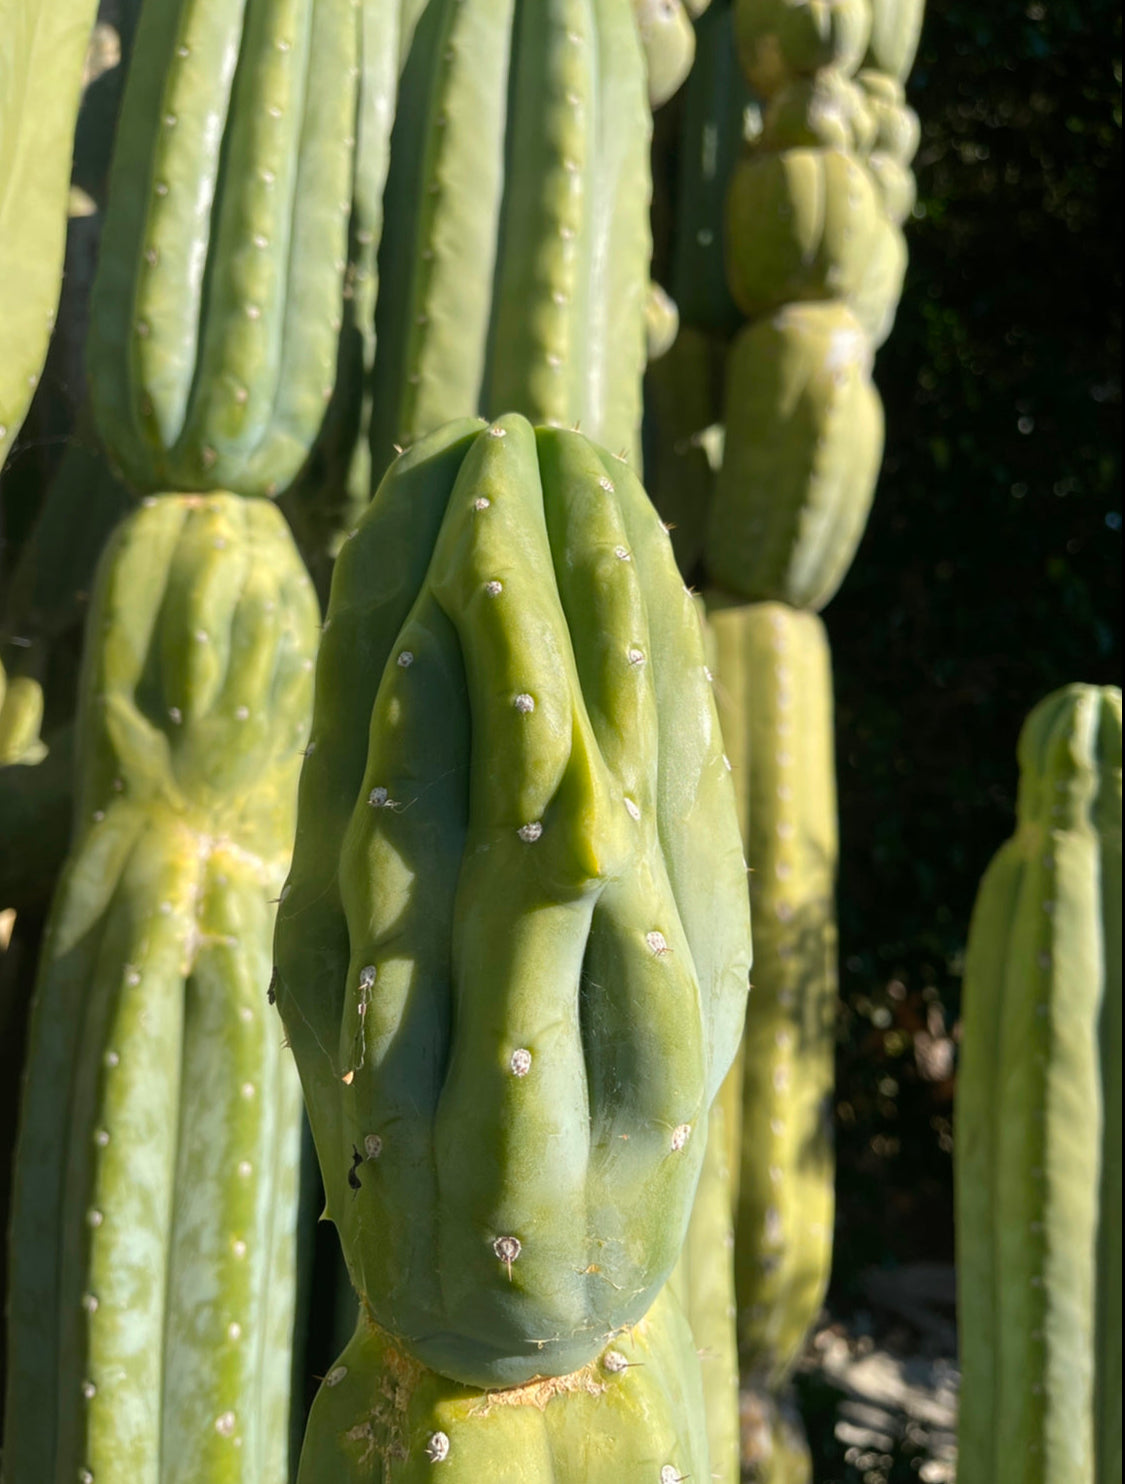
left=274, top=414, right=752, bottom=1389
left=87, top=0, right=365, bottom=497
left=0, top=0, right=100, bottom=466
left=3, top=494, right=319, bottom=1484
left=369, top=0, right=651, bottom=480
left=733, top=0, right=871, bottom=98
left=297, top=1284, right=709, bottom=1482
left=706, top=302, right=883, bottom=609
left=709, top=603, right=837, bottom=1387
left=956, top=684, right=1122, bottom=1484
left=633, top=0, right=696, bottom=107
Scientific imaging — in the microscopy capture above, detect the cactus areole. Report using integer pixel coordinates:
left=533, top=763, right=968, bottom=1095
left=273, top=415, right=752, bottom=1388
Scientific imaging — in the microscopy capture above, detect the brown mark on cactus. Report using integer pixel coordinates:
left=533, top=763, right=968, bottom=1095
left=267, top=967, right=278, bottom=1004
left=348, top=1145, right=364, bottom=1194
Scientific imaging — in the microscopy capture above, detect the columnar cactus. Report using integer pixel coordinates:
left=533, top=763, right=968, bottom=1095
left=369, top=0, right=651, bottom=479
left=298, top=1284, right=709, bottom=1481
left=87, top=0, right=364, bottom=497
left=0, top=0, right=100, bottom=465
left=710, top=602, right=837, bottom=1385
left=3, top=494, right=319, bottom=1484
left=273, top=414, right=752, bottom=1390
left=956, top=684, right=1122, bottom=1484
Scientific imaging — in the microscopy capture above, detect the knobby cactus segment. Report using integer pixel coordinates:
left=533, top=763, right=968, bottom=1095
left=369, top=0, right=651, bottom=481
left=274, top=415, right=751, bottom=1389
left=87, top=0, right=361, bottom=497
left=3, top=495, right=319, bottom=1484
left=706, top=303, right=883, bottom=610
left=632, top=0, right=696, bottom=107
left=296, top=1284, right=708, bottom=1482
left=0, top=0, right=100, bottom=465
left=956, top=684, right=1122, bottom=1484
left=733, top=0, right=871, bottom=98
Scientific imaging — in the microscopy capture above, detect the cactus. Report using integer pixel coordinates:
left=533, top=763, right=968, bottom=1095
left=3, top=494, right=319, bottom=1483
left=733, top=0, right=871, bottom=98
left=956, top=684, right=1122, bottom=1484
left=706, top=303, right=883, bottom=609
left=87, top=0, right=363, bottom=498
left=274, top=414, right=752, bottom=1389
left=369, top=0, right=651, bottom=481
left=862, top=0, right=925, bottom=82
left=0, top=0, right=100, bottom=466
left=296, top=1283, right=710, bottom=1481
left=633, top=0, right=696, bottom=107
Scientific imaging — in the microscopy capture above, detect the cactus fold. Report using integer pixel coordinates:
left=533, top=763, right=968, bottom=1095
left=274, top=414, right=751, bottom=1389
left=956, top=684, right=1122, bottom=1484
left=296, top=1284, right=709, bottom=1481
left=87, top=0, right=361, bottom=497
left=706, top=302, right=883, bottom=609
left=3, top=494, right=319, bottom=1484
left=369, top=0, right=651, bottom=481
left=862, top=0, right=924, bottom=82
left=632, top=0, right=696, bottom=107
left=0, top=0, right=100, bottom=465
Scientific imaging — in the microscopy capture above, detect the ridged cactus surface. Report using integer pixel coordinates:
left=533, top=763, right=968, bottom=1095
left=0, top=0, right=99, bottom=465
left=3, top=494, right=319, bottom=1484
left=709, top=602, right=837, bottom=1385
left=734, top=0, right=871, bottom=98
left=297, top=1285, right=709, bottom=1481
left=956, top=684, right=1122, bottom=1484
left=274, top=414, right=752, bottom=1389
left=706, top=303, right=883, bottom=609
left=369, top=0, right=651, bottom=480
left=87, top=0, right=363, bottom=497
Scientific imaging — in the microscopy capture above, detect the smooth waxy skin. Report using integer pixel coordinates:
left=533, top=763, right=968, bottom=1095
left=706, top=303, right=883, bottom=610
left=863, top=0, right=924, bottom=81
left=734, top=0, right=870, bottom=97
left=88, top=0, right=359, bottom=496
left=274, top=415, right=751, bottom=1388
left=0, top=0, right=100, bottom=465
left=725, top=146, right=881, bottom=319
left=956, top=685, right=1122, bottom=1484
left=632, top=0, right=696, bottom=106
left=709, top=603, right=837, bottom=1385
left=3, top=495, right=319, bottom=1484
left=296, top=1285, right=709, bottom=1481
left=370, top=0, right=651, bottom=481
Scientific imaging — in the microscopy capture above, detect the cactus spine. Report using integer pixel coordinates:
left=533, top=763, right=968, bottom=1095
left=956, top=684, right=1122, bottom=1484
left=3, top=495, right=319, bottom=1483
left=0, top=0, right=100, bottom=465
left=274, top=414, right=751, bottom=1390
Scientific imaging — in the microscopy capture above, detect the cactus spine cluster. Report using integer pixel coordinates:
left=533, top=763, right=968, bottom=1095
left=3, top=495, right=319, bottom=1483
left=956, top=684, right=1122, bottom=1484
left=274, top=414, right=752, bottom=1402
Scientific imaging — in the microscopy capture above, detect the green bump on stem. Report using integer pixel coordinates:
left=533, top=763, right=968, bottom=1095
left=274, top=416, right=750, bottom=1389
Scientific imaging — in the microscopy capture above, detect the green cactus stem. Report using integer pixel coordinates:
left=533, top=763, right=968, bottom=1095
left=295, top=1281, right=709, bottom=1482
left=87, top=0, right=362, bottom=497
left=3, top=494, right=319, bottom=1484
left=956, top=684, right=1122, bottom=1484
left=369, top=0, right=651, bottom=481
left=274, top=414, right=751, bottom=1390
left=708, top=601, right=837, bottom=1390
left=0, top=0, right=100, bottom=466
left=705, top=302, right=883, bottom=610
left=862, top=0, right=924, bottom=82
left=733, top=0, right=870, bottom=99
left=633, top=0, right=696, bottom=107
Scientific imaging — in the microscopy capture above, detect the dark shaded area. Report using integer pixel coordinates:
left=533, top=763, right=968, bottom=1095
left=808, top=4, right=1120, bottom=1474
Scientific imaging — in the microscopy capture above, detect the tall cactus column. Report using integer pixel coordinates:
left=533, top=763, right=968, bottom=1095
left=956, top=685, right=1121, bottom=1484
left=685, top=0, right=928, bottom=1474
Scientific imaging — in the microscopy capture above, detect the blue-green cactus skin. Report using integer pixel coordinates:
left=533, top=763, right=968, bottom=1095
left=956, top=684, right=1122, bottom=1484
left=273, top=415, right=751, bottom=1390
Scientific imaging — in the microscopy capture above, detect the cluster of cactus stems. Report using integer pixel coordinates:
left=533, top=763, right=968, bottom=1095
left=956, top=685, right=1121, bottom=1484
